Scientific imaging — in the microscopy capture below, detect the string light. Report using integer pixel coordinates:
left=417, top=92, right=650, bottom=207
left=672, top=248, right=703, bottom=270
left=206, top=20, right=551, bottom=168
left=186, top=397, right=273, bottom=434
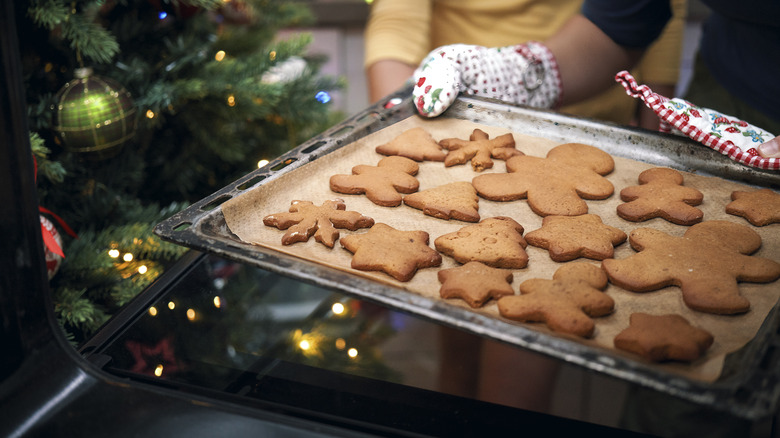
left=186, top=308, right=196, bottom=321
left=108, top=249, right=120, bottom=258
left=299, top=340, right=311, bottom=350
left=269, top=50, right=277, bottom=61
left=315, top=91, right=331, bottom=104
left=138, top=265, right=148, bottom=274
left=168, top=301, right=175, bottom=310
left=213, top=296, right=222, bottom=308
left=331, top=302, right=345, bottom=315
left=148, top=306, right=158, bottom=316
left=123, top=253, right=133, bottom=262
left=146, top=110, right=155, bottom=119
left=158, top=12, right=168, bottom=20
left=257, top=159, right=269, bottom=168
left=154, top=364, right=164, bottom=377
left=347, top=348, right=358, bottom=358
left=227, top=95, right=236, bottom=106
left=335, top=338, right=346, bottom=350
left=215, top=50, right=226, bottom=62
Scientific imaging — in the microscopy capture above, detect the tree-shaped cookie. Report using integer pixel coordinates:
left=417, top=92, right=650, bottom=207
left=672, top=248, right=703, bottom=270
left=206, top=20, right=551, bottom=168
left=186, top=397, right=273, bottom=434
left=472, top=143, right=614, bottom=217
left=375, top=127, right=446, bottom=162
left=263, top=199, right=374, bottom=247
left=438, top=261, right=514, bottom=308
left=613, top=313, right=714, bottom=362
left=438, top=128, right=522, bottom=171
left=340, top=223, right=442, bottom=282
left=525, top=214, right=627, bottom=262
left=725, top=188, right=780, bottom=226
left=497, top=263, right=613, bottom=338
left=617, top=167, right=704, bottom=225
left=330, top=156, right=419, bottom=207
left=601, top=220, right=780, bottom=315
left=434, top=216, right=528, bottom=268
left=403, top=181, right=480, bottom=222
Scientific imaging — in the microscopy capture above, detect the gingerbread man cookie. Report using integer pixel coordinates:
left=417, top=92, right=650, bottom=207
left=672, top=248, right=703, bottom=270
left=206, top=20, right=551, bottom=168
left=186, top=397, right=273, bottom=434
left=725, top=188, right=780, bottom=226
left=601, top=220, right=780, bottom=315
left=472, top=143, right=614, bottom=217
left=340, top=223, right=442, bottom=282
left=525, top=214, right=627, bottom=262
left=403, top=181, right=480, bottom=222
left=497, top=263, right=613, bottom=338
left=617, top=167, right=704, bottom=225
left=330, top=156, right=419, bottom=207
left=438, top=261, right=514, bottom=308
left=263, top=199, right=374, bottom=247
left=434, top=216, right=529, bottom=268
left=375, top=127, right=446, bottom=162
left=613, top=313, right=714, bottom=362
left=438, top=128, right=522, bottom=172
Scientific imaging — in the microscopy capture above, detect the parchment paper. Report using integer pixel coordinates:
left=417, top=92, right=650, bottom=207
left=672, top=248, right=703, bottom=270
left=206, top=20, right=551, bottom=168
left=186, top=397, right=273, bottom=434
left=222, top=116, right=780, bottom=383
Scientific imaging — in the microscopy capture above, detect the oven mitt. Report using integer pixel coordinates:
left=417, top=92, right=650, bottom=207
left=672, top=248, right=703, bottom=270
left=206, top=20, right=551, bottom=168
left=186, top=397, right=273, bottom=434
left=413, top=42, right=562, bottom=118
left=616, top=71, right=779, bottom=171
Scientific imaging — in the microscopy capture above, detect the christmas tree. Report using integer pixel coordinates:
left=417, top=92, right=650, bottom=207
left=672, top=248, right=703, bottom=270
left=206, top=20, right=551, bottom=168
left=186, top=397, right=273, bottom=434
left=19, top=0, right=344, bottom=344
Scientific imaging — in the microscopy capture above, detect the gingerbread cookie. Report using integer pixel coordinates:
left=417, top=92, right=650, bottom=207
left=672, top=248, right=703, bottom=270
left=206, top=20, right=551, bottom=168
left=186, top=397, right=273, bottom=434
left=472, top=143, right=614, bottom=217
left=438, top=261, right=514, bottom=308
left=497, top=263, right=613, bottom=338
left=613, top=313, right=714, bottom=362
left=263, top=199, right=374, bottom=247
left=525, top=214, right=627, bottom=262
left=329, top=156, right=419, bottom=207
left=601, top=220, right=780, bottom=315
left=725, top=188, right=780, bottom=226
left=340, top=223, right=442, bottom=282
left=375, top=127, right=446, bottom=162
left=617, top=167, right=704, bottom=225
left=438, top=128, right=522, bottom=172
left=434, top=216, right=529, bottom=268
left=403, top=181, right=480, bottom=222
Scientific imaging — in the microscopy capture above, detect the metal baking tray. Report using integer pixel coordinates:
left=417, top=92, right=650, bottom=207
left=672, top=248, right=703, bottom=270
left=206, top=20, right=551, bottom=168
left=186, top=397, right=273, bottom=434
left=154, top=87, right=780, bottom=420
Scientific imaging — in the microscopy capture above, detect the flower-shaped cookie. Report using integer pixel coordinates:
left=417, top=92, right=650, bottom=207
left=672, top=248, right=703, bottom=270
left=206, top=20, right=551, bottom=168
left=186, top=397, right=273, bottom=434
left=525, top=214, right=627, bottom=262
left=263, top=199, right=374, bottom=247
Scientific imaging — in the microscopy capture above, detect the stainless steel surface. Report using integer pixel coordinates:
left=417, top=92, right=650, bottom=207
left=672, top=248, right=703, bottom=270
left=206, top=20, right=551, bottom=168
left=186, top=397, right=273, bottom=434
left=154, top=89, right=780, bottom=420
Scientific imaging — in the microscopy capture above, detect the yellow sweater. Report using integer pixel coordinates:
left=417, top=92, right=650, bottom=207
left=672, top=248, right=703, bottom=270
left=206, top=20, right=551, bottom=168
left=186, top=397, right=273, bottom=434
left=364, top=0, right=686, bottom=124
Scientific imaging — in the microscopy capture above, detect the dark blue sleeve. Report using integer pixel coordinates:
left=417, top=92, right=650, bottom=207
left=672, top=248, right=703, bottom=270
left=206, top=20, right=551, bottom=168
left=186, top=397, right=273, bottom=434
left=581, top=0, right=672, bottom=49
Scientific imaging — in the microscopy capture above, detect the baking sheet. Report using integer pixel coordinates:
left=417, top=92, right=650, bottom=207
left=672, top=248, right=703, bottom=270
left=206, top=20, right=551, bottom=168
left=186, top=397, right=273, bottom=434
left=155, top=92, right=780, bottom=419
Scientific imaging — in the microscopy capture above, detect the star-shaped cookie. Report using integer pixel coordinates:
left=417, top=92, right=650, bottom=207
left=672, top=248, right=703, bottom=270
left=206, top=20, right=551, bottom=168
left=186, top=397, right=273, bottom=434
left=497, top=263, right=613, bottom=338
left=438, top=128, right=522, bottom=171
left=617, top=167, right=704, bottom=225
left=725, top=188, right=780, bottom=226
left=601, top=220, right=780, bottom=315
left=375, top=127, right=446, bottom=162
left=329, top=156, right=420, bottom=207
left=438, top=261, right=514, bottom=308
left=403, top=181, right=480, bottom=222
left=340, top=223, right=442, bottom=282
left=472, top=143, right=614, bottom=217
left=434, top=216, right=528, bottom=268
left=263, top=199, right=374, bottom=247
left=525, top=214, right=627, bottom=262
left=613, top=313, right=714, bottom=362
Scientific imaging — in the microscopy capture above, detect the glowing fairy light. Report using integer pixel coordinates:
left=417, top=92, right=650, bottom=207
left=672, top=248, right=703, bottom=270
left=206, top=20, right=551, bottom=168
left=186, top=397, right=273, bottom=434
left=269, top=50, right=277, bottom=61
left=315, top=91, right=331, bottom=104
left=148, top=306, right=158, bottom=316
left=146, top=110, right=155, bottom=119
left=215, top=50, right=226, bottom=62
left=257, top=159, right=269, bottom=168
left=123, top=253, right=133, bottom=262
left=168, top=301, right=175, bottom=310
left=227, top=95, right=236, bottom=106
left=186, top=308, right=196, bottom=321
left=299, top=340, right=311, bottom=350
left=108, top=249, right=120, bottom=258
left=158, top=12, right=168, bottom=20
left=138, top=265, right=148, bottom=274
left=347, top=348, right=358, bottom=358
left=154, top=364, right=163, bottom=377
left=213, top=296, right=222, bottom=308
left=335, top=338, right=346, bottom=350
left=331, top=302, right=345, bottom=315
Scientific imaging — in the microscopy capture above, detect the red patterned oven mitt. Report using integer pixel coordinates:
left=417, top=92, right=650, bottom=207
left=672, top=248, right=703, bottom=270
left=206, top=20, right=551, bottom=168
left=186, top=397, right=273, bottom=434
left=616, top=71, right=778, bottom=171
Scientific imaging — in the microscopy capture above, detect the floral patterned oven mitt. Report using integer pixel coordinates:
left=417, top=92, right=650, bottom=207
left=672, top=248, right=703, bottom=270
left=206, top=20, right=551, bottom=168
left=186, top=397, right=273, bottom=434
left=616, top=71, right=779, bottom=171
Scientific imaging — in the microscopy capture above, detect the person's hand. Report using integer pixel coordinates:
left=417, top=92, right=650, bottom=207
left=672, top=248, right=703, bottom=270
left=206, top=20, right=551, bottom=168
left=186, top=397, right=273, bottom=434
left=758, top=136, right=780, bottom=158
left=412, top=42, right=563, bottom=117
